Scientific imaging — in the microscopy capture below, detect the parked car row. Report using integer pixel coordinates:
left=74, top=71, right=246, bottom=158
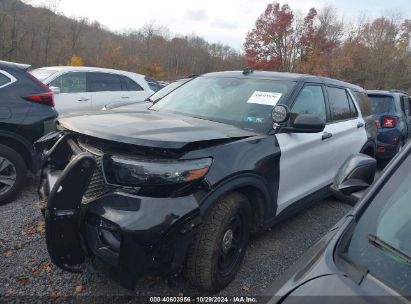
left=1, top=60, right=410, bottom=297
left=30, top=66, right=164, bottom=114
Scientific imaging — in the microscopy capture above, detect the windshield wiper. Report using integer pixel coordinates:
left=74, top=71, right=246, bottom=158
left=368, top=234, right=411, bottom=266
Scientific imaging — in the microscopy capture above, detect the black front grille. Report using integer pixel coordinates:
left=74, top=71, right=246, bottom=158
left=78, top=143, right=113, bottom=203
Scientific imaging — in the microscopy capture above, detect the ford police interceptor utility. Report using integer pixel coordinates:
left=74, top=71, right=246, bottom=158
left=36, top=70, right=377, bottom=291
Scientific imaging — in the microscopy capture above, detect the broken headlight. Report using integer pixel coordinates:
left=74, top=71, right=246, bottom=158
left=103, top=155, right=212, bottom=187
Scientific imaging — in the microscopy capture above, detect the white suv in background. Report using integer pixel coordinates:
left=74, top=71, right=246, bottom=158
left=30, top=67, right=156, bottom=114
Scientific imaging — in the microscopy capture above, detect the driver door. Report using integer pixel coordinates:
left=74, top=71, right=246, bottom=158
left=275, top=84, right=333, bottom=214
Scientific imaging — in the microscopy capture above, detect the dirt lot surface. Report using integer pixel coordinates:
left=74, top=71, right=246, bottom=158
left=0, top=177, right=351, bottom=301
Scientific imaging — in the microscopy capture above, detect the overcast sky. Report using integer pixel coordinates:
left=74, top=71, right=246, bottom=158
left=30, top=0, right=410, bottom=50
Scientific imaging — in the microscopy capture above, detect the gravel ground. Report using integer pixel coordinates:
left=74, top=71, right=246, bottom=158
left=0, top=177, right=351, bottom=301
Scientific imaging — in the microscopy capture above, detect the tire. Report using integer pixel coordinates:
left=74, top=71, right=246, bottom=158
left=184, top=192, right=251, bottom=291
left=0, top=144, right=27, bottom=205
left=378, top=139, right=405, bottom=169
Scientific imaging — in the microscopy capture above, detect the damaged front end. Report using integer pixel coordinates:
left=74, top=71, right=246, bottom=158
left=36, top=132, right=205, bottom=289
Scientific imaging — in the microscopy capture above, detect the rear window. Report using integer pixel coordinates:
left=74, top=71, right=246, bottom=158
left=327, top=86, right=356, bottom=121
left=368, top=95, right=395, bottom=114
left=30, top=69, right=58, bottom=82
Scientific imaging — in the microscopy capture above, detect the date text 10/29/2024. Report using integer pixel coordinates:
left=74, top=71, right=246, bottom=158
left=149, top=296, right=259, bottom=303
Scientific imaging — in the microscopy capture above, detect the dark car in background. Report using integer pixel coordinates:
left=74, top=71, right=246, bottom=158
left=367, top=90, right=411, bottom=163
left=266, top=143, right=411, bottom=303
left=0, top=60, right=57, bottom=204
left=145, top=76, right=165, bottom=92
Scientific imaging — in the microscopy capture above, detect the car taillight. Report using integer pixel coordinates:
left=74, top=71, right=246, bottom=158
left=382, top=116, right=396, bottom=128
left=377, top=146, right=385, bottom=153
left=374, top=119, right=381, bottom=129
left=24, top=92, right=54, bottom=107
left=24, top=72, right=55, bottom=107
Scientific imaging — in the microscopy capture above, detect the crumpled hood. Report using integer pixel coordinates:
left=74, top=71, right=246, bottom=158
left=57, top=110, right=256, bottom=149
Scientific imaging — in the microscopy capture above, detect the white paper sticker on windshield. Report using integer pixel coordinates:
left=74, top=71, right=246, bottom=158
left=247, top=91, right=282, bottom=106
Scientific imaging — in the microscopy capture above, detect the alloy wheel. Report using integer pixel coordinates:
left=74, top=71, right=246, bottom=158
left=0, top=157, right=17, bottom=196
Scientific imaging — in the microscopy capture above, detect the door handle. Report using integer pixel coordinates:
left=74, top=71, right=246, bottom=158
left=322, top=132, right=333, bottom=140
left=121, top=96, right=130, bottom=99
left=77, top=97, right=89, bottom=102
left=357, top=122, right=365, bottom=128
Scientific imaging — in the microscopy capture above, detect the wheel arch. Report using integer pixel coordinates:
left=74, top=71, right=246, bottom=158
left=0, top=132, right=36, bottom=172
left=200, top=173, right=276, bottom=233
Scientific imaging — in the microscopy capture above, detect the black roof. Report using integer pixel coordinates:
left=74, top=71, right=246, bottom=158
left=203, top=70, right=365, bottom=92
left=0, top=60, right=31, bottom=70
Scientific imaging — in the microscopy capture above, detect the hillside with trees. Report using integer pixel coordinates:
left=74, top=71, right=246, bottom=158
left=0, top=0, right=244, bottom=80
left=245, top=3, right=411, bottom=91
left=1, top=0, right=410, bottom=91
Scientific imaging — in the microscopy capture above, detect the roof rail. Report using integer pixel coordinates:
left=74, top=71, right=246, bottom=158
left=389, top=89, right=409, bottom=95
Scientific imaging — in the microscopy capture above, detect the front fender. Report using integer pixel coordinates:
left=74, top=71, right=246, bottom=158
left=200, top=173, right=277, bottom=228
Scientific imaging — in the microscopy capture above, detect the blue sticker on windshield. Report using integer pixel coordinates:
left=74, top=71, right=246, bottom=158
left=244, top=117, right=264, bottom=123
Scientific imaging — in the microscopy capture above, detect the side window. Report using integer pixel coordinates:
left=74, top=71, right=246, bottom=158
left=0, top=72, right=11, bottom=87
left=121, top=76, right=144, bottom=91
left=49, top=72, right=86, bottom=93
left=353, top=91, right=372, bottom=117
left=327, top=87, right=354, bottom=122
left=88, top=72, right=122, bottom=92
left=291, top=85, right=327, bottom=124
left=400, top=96, right=410, bottom=116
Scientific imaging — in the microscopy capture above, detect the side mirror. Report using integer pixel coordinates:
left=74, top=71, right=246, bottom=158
left=282, top=114, right=326, bottom=133
left=49, top=86, right=61, bottom=95
left=331, top=154, right=376, bottom=204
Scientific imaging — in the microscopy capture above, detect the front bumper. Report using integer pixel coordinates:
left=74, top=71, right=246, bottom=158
left=376, top=128, right=402, bottom=159
left=37, top=133, right=200, bottom=289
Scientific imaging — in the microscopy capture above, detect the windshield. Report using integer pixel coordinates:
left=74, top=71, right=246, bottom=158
left=149, top=79, right=190, bottom=103
left=368, top=95, right=395, bottom=114
left=337, top=151, right=411, bottom=294
left=30, top=69, right=58, bottom=82
left=151, top=76, right=295, bottom=133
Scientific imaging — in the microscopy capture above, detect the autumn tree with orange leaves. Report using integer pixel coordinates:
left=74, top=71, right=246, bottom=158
left=245, top=2, right=411, bottom=92
left=244, top=3, right=319, bottom=72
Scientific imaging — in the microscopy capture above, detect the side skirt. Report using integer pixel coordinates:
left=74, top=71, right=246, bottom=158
left=264, top=185, right=332, bottom=229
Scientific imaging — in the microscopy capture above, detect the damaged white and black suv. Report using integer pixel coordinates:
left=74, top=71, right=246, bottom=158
left=36, top=70, right=377, bottom=291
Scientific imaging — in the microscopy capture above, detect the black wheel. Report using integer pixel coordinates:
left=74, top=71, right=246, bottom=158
left=184, top=192, right=251, bottom=291
left=0, top=144, right=27, bottom=205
